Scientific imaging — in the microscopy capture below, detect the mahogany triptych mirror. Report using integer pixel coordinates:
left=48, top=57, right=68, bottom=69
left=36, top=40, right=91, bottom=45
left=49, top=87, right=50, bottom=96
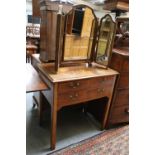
left=55, top=4, right=116, bottom=72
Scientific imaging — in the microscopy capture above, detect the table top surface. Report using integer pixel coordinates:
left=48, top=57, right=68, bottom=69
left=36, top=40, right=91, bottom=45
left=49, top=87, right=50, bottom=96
left=26, top=64, right=48, bottom=93
left=38, top=63, right=119, bottom=83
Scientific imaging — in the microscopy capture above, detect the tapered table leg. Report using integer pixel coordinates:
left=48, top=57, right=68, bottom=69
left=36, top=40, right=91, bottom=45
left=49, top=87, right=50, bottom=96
left=50, top=84, right=58, bottom=150
left=39, top=92, right=44, bottom=126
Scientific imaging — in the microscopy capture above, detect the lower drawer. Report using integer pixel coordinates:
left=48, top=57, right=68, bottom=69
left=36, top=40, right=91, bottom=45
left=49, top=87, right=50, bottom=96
left=87, top=87, right=112, bottom=101
left=57, top=86, right=113, bottom=110
left=58, top=91, right=87, bottom=109
left=109, top=105, right=129, bottom=124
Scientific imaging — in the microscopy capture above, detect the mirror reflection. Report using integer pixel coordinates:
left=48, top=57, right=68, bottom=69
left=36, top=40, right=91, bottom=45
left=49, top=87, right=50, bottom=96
left=63, top=6, right=96, bottom=61
left=96, top=15, right=116, bottom=67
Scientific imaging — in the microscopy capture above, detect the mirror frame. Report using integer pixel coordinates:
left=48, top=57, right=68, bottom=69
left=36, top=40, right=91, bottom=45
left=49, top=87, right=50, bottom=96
left=94, top=14, right=116, bottom=69
left=60, top=4, right=98, bottom=66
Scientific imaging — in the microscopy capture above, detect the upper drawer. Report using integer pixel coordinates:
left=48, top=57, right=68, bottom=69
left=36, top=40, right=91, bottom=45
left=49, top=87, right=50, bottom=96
left=58, top=76, right=116, bottom=94
left=89, top=76, right=116, bottom=89
left=58, top=79, right=89, bottom=94
left=58, top=90, right=88, bottom=109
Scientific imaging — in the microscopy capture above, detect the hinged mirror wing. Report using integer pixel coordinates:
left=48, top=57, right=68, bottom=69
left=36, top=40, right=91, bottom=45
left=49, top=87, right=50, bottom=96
left=95, top=14, right=116, bottom=68
left=60, top=4, right=98, bottom=65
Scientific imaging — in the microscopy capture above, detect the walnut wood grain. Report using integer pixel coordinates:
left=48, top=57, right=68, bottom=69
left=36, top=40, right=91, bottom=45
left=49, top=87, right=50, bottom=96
left=26, top=64, right=48, bottom=93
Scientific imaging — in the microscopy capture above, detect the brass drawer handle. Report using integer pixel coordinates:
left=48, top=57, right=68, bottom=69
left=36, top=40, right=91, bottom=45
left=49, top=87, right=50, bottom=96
left=76, top=82, right=80, bottom=86
left=69, top=82, right=75, bottom=88
left=69, top=93, right=79, bottom=100
left=69, top=82, right=80, bottom=88
left=69, top=95, right=73, bottom=99
left=97, top=88, right=105, bottom=93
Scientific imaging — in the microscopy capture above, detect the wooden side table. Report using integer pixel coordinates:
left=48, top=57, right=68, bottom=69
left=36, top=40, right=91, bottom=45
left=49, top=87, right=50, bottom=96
left=26, top=64, right=48, bottom=93
left=37, top=63, right=118, bottom=149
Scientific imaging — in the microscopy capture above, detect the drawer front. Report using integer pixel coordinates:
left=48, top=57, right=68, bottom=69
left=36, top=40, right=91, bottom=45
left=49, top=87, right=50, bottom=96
left=87, top=87, right=112, bottom=101
left=58, top=87, right=111, bottom=109
left=87, top=76, right=116, bottom=100
left=58, top=76, right=115, bottom=94
left=109, top=105, right=129, bottom=124
left=58, top=91, right=88, bottom=108
left=114, top=89, right=129, bottom=107
left=57, top=75, right=116, bottom=109
left=117, top=72, right=129, bottom=89
left=58, top=79, right=89, bottom=94
left=88, top=76, right=116, bottom=90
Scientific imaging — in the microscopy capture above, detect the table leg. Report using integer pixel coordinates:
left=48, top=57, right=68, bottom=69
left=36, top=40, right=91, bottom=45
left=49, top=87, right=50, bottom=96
left=101, top=97, right=113, bottom=130
left=39, top=92, right=44, bottom=126
left=50, top=84, right=58, bottom=150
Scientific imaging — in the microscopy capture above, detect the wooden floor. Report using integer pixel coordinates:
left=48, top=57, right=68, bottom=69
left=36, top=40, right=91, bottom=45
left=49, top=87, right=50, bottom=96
left=26, top=93, right=102, bottom=155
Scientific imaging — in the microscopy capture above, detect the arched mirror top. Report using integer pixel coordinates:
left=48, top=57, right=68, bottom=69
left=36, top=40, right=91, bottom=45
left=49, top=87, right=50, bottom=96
left=61, top=5, right=98, bottom=63
left=69, top=4, right=97, bottom=18
left=95, top=14, right=116, bottom=68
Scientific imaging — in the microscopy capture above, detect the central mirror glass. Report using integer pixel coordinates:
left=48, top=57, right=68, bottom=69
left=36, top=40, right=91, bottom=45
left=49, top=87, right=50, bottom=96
left=62, top=5, right=96, bottom=61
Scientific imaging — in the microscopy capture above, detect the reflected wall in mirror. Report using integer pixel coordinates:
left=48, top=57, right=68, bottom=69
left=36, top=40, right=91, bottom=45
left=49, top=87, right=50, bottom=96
left=62, top=5, right=97, bottom=62
left=95, top=14, right=116, bottom=68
